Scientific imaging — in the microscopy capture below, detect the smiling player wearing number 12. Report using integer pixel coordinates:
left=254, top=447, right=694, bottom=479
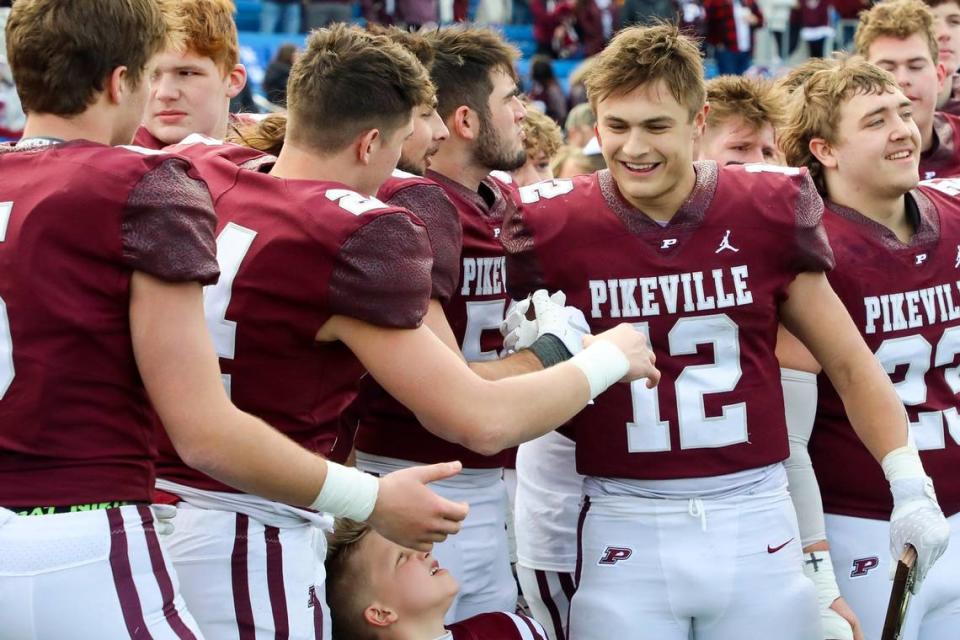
left=501, top=24, right=949, bottom=640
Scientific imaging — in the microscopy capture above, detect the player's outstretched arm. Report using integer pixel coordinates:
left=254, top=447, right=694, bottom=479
left=321, top=314, right=659, bottom=455
left=130, top=272, right=467, bottom=551
left=781, top=271, right=949, bottom=591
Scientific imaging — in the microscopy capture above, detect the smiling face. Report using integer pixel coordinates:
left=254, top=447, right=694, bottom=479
left=865, top=33, right=946, bottom=147
left=820, top=87, right=921, bottom=200
left=700, top=116, right=780, bottom=165
left=596, top=80, right=704, bottom=217
left=360, top=529, right=459, bottom=623
left=145, top=49, right=243, bottom=145
left=398, top=104, right=449, bottom=175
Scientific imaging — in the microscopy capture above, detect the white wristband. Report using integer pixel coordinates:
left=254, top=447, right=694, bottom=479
left=802, top=550, right=841, bottom=608
left=570, top=339, right=630, bottom=399
left=310, top=461, right=380, bottom=521
left=881, top=444, right=926, bottom=483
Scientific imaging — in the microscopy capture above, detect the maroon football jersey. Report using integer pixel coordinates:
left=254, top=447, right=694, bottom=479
left=810, top=184, right=960, bottom=519
left=919, top=112, right=960, bottom=180
left=0, top=140, right=219, bottom=506
left=448, top=612, right=547, bottom=640
left=132, top=125, right=166, bottom=150
left=939, top=75, right=960, bottom=118
left=155, top=141, right=434, bottom=493
left=502, top=163, right=834, bottom=479
left=353, top=172, right=517, bottom=468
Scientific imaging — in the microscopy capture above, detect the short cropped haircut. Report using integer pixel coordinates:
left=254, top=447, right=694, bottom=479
left=6, top=0, right=177, bottom=115
left=779, top=55, right=900, bottom=196
left=586, top=23, right=705, bottom=121
left=326, top=519, right=376, bottom=640
left=285, top=24, right=434, bottom=154
left=172, top=0, right=239, bottom=74
left=229, top=113, right=288, bottom=156
left=523, top=107, right=564, bottom=159
left=367, top=25, right=437, bottom=106
left=426, top=26, right=520, bottom=121
left=706, top=75, right=786, bottom=131
left=855, top=0, right=939, bottom=63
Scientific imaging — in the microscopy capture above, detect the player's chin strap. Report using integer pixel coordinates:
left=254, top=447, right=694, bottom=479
left=803, top=550, right=854, bottom=640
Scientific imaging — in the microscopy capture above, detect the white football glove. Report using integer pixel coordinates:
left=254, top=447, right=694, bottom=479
left=150, top=504, right=177, bottom=536
left=803, top=550, right=853, bottom=640
left=501, top=289, right=590, bottom=356
left=883, top=445, right=950, bottom=593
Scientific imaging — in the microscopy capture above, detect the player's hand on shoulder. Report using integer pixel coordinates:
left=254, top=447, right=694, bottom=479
left=584, top=324, right=660, bottom=388
left=501, top=289, right=589, bottom=356
left=367, top=461, right=469, bottom=552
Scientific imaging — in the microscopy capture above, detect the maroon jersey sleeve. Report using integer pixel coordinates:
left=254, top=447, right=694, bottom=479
left=788, top=169, right=834, bottom=274
left=386, top=183, right=462, bottom=304
left=121, top=157, right=220, bottom=285
left=132, top=125, right=166, bottom=150
left=329, top=212, right=433, bottom=328
left=448, top=612, right=547, bottom=640
left=501, top=199, right=550, bottom=300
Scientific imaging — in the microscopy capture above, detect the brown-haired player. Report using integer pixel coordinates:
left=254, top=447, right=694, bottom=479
left=325, top=519, right=547, bottom=640
left=501, top=23, right=949, bottom=639
left=855, top=0, right=960, bottom=179
left=0, top=3, right=470, bottom=639
left=923, top=0, right=960, bottom=114
left=156, top=23, right=658, bottom=640
left=777, top=55, right=958, bottom=640
left=135, top=0, right=247, bottom=149
left=505, top=107, right=564, bottom=187
left=698, top=75, right=784, bottom=166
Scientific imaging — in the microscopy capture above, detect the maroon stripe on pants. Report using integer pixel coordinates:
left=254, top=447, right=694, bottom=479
left=107, top=508, right=148, bottom=638
left=558, top=572, right=576, bottom=602
left=232, top=514, right=256, bottom=640
left=137, top=505, right=198, bottom=640
left=535, top=570, right=566, bottom=640
left=574, top=497, right=590, bottom=586
left=311, top=586, right=324, bottom=640
left=519, top=613, right=547, bottom=640
left=265, top=526, right=290, bottom=639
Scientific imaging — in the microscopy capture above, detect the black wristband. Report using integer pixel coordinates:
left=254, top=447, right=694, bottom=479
left=528, top=334, right=573, bottom=368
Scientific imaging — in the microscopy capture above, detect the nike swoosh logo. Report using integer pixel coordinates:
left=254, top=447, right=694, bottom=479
left=767, top=538, right=794, bottom=554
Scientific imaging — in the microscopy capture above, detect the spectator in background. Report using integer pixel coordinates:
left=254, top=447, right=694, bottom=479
left=799, top=0, right=832, bottom=57
left=528, top=55, right=569, bottom=122
left=260, top=0, right=301, bottom=33
left=229, top=81, right=260, bottom=115
left=564, top=102, right=596, bottom=147
left=512, top=107, right=564, bottom=185
left=704, top=0, right=764, bottom=74
left=398, top=0, right=439, bottom=28
left=566, top=55, right=598, bottom=105
left=263, top=43, right=298, bottom=106
left=552, top=2, right=583, bottom=56
left=620, top=0, right=677, bottom=27
left=551, top=143, right=605, bottom=177
left=757, top=0, right=796, bottom=61
left=574, top=0, right=608, bottom=54
left=304, top=0, right=355, bottom=29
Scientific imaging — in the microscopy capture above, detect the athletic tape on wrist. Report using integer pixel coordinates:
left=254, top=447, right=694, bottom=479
left=881, top=444, right=927, bottom=484
left=310, top=461, right=380, bottom=521
left=570, top=340, right=630, bottom=399
left=802, top=550, right=841, bottom=608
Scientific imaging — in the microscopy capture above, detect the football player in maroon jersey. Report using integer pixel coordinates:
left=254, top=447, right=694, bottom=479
left=698, top=75, right=784, bottom=166
left=0, top=2, right=474, bottom=639
left=778, top=55, right=958, bottom=640
left=135, top=0, right=248, bottom=149
left=326, top=519, right=548, bottom=640
left=155, top=25, right=659, bottom=640
left=501, top=24, right=949, bottom=640
left=351, top=26, right=559, bottom=623
left=856, top=0, right=960, bottom=180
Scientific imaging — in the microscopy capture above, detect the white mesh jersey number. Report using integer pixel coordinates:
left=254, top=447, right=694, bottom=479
left=0, top=201, right=13, bottom=398
left=519, top=179, right=575, bottom=204
left=626, top=313, right=748, bottom=452
left=203, top=222, right=258, bottom=397
left=461, top=299, right=509, bottom=361
left=875, top=330, right=960, bottom=450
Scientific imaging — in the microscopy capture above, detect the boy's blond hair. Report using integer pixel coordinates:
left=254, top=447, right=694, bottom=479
left=855, top=0, right=939, bottom=62
left=705, top=75, right=786, bottom=131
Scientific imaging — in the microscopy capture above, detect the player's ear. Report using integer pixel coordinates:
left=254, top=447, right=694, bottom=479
left=107, top=66, right=129, bottom=106
left=225, top=64, right=247, bottom=99
left=808, top=137, right=837, bottom=169
left=357, top=128, right=381, bottom=166
left=451, top=105, right=476, bottom=142
left=363, top=603, right=399, bottom=628
left=693, top=103, right=709, bottom=139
